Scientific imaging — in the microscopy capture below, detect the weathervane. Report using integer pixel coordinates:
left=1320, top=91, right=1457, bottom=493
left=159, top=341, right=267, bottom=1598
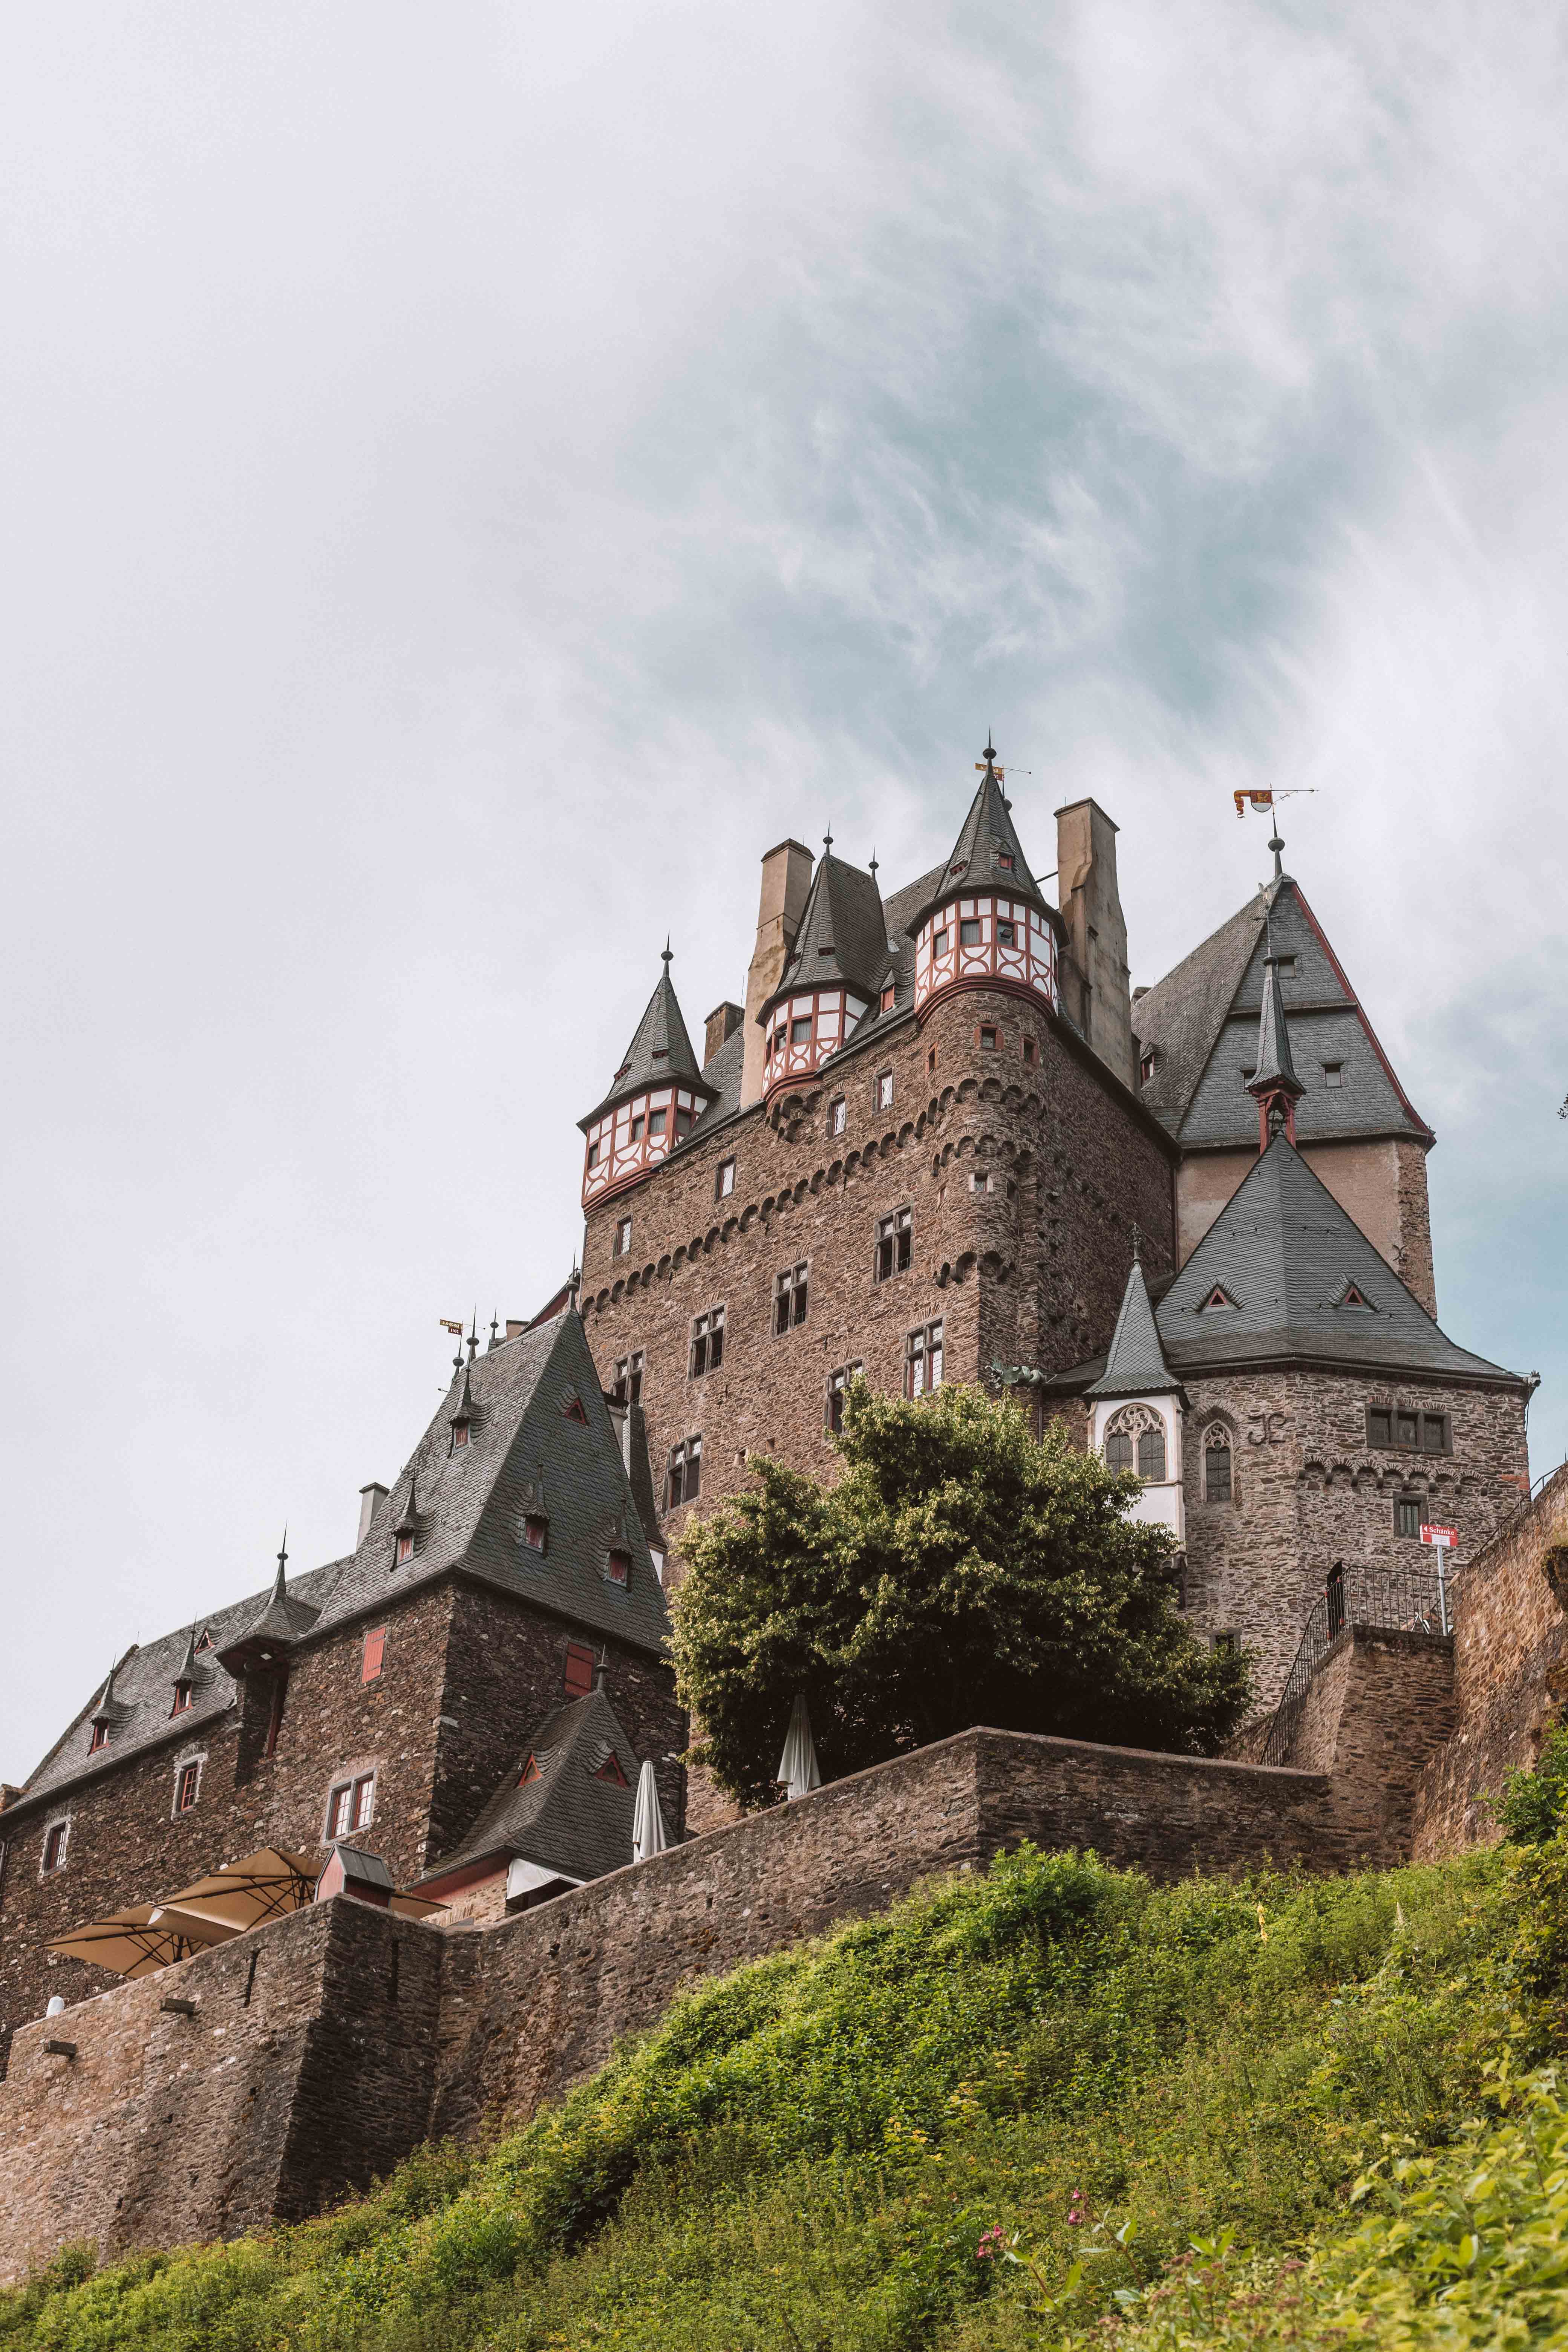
left=1234, top=785, right=1317, bottom=880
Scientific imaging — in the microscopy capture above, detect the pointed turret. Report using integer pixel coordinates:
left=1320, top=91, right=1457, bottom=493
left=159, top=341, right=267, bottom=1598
left=88, top=1654, right=130, bottom=1748
left=215, top=1532, right=322, bottom=1677
left=1245, top=929, right=1305, bottom=1150
left=580, top=946, right=718, bottom=1207
left=449, top=1364, right=479, bottom=1450
left=1085, top=1248, right=1187, bottom=1545
left=909, top=745, right=1061, bottom=1023
left=757, top=839, right=888, bottom=1101
left=1087, top=1254, right=1180, bottom=1402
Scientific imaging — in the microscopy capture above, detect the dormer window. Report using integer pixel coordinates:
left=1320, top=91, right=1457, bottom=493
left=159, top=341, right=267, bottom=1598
left=949, top=859, right=966, bottom=876
left=522, top=1513, right=548, bottom=1553
left=997, top=851, right=1014, bottom=871
left=89, top=1721, right=109, bottom=1753
left=605, top=1547, right=631, bottom=1587
left=1140, top=1049, right=1156, bottom=1084
left=395, top=1530, right=415, bottom=1566
left=170, top=1682, right=192, bottom=1717
left=194, top=1630, right=212, bottom=1651
left=1323, top=1062, right=1344, bottom=1089
left=594, top=1751, right=629, bottom=1785
left=651, top=1047, right=668, bottom=1061
left=1200, top=1286, right=1238, bottom=1312
left=880, top=983, right=896, bottom=1013
left=562, top=1393, right=590, bottom=1424
left=451, top=1418, right=470, bottom=1449
left=1339, top=1283, right=1370, bottom=1309
left=518, top=1753, right=541, bottom=1785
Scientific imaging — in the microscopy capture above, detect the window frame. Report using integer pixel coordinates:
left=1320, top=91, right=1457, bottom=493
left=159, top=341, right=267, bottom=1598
left=174, top=1759, right=202, bottom=1816
left=904, top=1318, right=945, bottom=1398
left=1323, top=1061, right=1344, bottom=1089
left=689, top=1304, right=725, bottom=1378
left=825, top=1361, right=863, bottom=1435
left=1394, top=1496, right=1423, bottom=1540
left=613, top=1216, right=633, bottom=1258
left=361, top=1627, right=386, bottom=1684
left=977, top=1023, right=1000, bottom=1052
left=715, top=1155, right=737, bottom=1201
left=666, top=1434, right=702, bottom=1509
left=828, top=1096, right=846, bottom=1138
left=874, top=1207, right=913, bottom=1282
left=959, top=917, right=982, bottom=946
left=773, top=1261, right=809, bottom=1335
left=41, top=1818, right=69, bottom=1874
left=1203, top=1427, right=1234, bottom=1504
left=876, top=1069, right=894, bottom=1112
left=611, top=1350, right=645, bottom=1407
left=1022, top=1034, right=1037, bottom=1066
left=605, top=1547, right=631, bottom=1588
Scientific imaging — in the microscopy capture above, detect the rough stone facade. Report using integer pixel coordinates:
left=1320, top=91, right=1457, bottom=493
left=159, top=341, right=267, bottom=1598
left=581, top=988, right=1176, bottom=1571
left=1413, top=1463, right=1568, bottom=1858
left=1179, top=1369, right=1527, bottom=1710
left=0, top=1578, right=683, bottom=2070
left=0, top=1636, right=1458, bottom=2282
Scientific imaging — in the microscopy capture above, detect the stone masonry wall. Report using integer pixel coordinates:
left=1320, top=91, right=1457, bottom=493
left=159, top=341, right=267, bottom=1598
left=1413, top=1463, right=1568, bottom=1859
left=1181, top=1368, right=1526, bottom=1712
left=0, top=1577, right=682, bottom=2067
left=580, top=992, right=1175, bottom=1579
left=0, top=1625, right=1454, bottom=2283
left=0, top=1896, right=441, bottom=2284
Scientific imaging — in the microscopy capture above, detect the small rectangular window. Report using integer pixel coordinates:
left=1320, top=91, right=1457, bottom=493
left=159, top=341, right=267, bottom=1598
left=170, top=1683, right=192, bottom=1716
left=586, top=1139, right=600, bottom=1168
left=927, top=1046, right=937, bottom=1076
left=522, top=1512, right=548, bottom=1552
left=1323, top=1063, right=1344, bottom=1088
left=877, top=1070, right=894, bottom=1111
left=395, top=1530, right=414, bottom=1566
left=905, top=1320, right=944, bottom=1397
left=971, top=1169, right=990, bottom=1194
left=629, top=1113, right=645, bottom=1142
left=1368, top=1408, right=1392, bottom=1448
left=828, top=1098, right=846, bottom=1138
left=774, top=1263, right=808, bottom=1334
left=43, top=1822, right=68, bottom=1872
left=978, top=1025, right=998, bottom=1051
left=1395, top=1497, right=1422, bottom=1539
left=1139, top=1049, right=1156, bottom=1084
left=690, top=1305, right=725, bottom=1377
left=997, top=851, right=1014, bottom=871
left=350, top=1773, right=375, bottom=1831
left=176, top=1763, right=200, bottom=1813
left=89, top=1720, right=109, bottom=1752
left=932, top=927, right=949, bottom=958
left=959, top=918, right=981, bottom=946
left=611, top=1351, right=645, bottom=1406
left=825, top=1362, right=862, bottom=1435
left=1022, top=1036, right=1037, bottom=1066
left=715, top=1156, right=736, bottom=1200
left=666, top=1435, right=702, bottom=1509
left=790, top=1015, right=813, bottom=1046
left=328, top=1782, right=352, bottom=1839
left=564, top=1642, right=596, bottom=1700
left=875, top=1208, right=913, bottom=1281
left=1423, top=1413, right=1448, bottom=1454
left=675, top=1106, right=693, bottom=1137
left=1274, top=954, right=1296, bottom=972
left=613, top=1217, right=632, bottom=1258
left=880, top=983, right=896, bottom=1013
left=606, top=1547, right=631, bottom=1587
left=1213, top=1632, right=1237, bottom=1657
left=648, top=1106, right=667, bottom=1136
left=361, top=1628, right=386, bottom=1684
left=1396, top=1411, right=1419, bottom=1449
left=265, top=1678, right=285, bottom=1759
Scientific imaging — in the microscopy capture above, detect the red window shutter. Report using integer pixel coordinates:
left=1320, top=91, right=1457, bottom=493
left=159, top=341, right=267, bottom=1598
left=564, top=1642, right=594, bottom=1700
left=362, top=1628, right=386, bottom=1683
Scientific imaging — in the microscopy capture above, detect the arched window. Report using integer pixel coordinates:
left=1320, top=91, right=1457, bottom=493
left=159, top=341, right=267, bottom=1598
left=1105, top=1404, right=1166, bottom=1485
left=1204, top=1426, right=1233, bottom=1502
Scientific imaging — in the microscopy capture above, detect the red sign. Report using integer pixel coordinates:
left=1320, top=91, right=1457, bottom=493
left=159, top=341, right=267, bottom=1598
left=1420, top=1524, right=1457, bottom=1549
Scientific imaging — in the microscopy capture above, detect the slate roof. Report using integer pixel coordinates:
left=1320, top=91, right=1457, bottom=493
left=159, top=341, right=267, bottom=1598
left=423, top=1686, right=640, bottom=1885
left=1249, top=941, right=1303, bottom=1101
left=1032, top=1136, right=1525, bottom=1393
left=906, top=759, right=1051, bottom=930
left=14, top=1313, right=670, bottom=1821
left=583, top=952, right=714, bottom=1127
left=1131, top=875, right=1430, bottom=1151
left=1086, top=1260, right=1179, bottom=1398
left=767, top=853, right=890, bottom=1011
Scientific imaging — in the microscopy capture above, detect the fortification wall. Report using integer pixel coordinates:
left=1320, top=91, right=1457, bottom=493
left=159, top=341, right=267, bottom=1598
left=1414, top=1464, right=1568, bottom=1859
left=0, top=1645, right=1456, bottom=2284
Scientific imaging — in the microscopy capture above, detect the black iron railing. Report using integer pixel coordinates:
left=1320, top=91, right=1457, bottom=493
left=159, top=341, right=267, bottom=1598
left=1260, top=1561, right=1455, bottom=1768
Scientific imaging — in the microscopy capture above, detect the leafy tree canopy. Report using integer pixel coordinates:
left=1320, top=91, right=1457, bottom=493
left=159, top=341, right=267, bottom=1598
left=671, top=1380, right=1250, bottom=1806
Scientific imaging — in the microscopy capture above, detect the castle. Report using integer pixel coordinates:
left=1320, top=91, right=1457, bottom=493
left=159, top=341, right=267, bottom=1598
left=0, top=750, right=1545, bottom=2232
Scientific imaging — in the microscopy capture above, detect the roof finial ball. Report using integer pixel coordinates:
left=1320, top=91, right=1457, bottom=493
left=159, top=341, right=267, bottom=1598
left=662, top=937, right=673, bottom=970
left=822, top=826, right=833, bottom=856
left=1269, top=830, right=1285, bottom=882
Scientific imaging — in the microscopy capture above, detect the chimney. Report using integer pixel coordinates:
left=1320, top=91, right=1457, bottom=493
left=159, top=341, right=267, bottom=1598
left=741, top=839, right=814, bottom=1108
left=505, top=1319, right=527, bottom=1339
left=1054, top=799, right=1136, bottom=1092
left=704, top=1000, right=744, bottom=1065
left=357, top=1483, right=389, bottom=1545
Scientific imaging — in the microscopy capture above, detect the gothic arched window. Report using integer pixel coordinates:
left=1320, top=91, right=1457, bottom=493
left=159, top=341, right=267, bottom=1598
left=1204, top=1425, right=1234, bottom=1503
left=1105, top=1404, right=1166, bottom=1485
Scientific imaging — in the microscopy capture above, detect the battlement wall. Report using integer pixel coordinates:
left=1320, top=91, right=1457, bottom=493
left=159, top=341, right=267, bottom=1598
left=0, top=1657, right=1455, bottom=2283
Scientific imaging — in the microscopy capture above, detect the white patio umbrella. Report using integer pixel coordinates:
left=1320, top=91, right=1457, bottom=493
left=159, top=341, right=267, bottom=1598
left=632, top=1759, right=670, bottom=1862
left=776, top=1692, right=822, bottom=1801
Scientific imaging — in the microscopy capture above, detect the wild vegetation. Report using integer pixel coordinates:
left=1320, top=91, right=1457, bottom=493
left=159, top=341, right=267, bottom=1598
left=11, top=1704, right=1568, bottom=2352
left=673, top=1381, right=1250, bottom=1805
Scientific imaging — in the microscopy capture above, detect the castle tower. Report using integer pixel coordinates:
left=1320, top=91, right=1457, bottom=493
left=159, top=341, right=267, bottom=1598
left=908, top=745, right=1059, bottom=1022
left=1084, top=1252, right=1186, bottom=1550
left=755, top=838, right=889, bottom=1104
left=579, top=948, right=717, bottom=1209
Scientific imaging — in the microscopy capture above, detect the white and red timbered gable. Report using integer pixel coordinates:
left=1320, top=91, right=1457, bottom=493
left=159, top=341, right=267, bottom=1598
left=762, top=987, right=871, bottom=1102
left=913, top=895, right=1057, bottom=1019
left=582, top=1086, right=698, bottom=1207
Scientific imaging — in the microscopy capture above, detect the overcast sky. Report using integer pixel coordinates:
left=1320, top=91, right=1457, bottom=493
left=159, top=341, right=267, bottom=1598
left=2, top=4, right=1565, bottom=1784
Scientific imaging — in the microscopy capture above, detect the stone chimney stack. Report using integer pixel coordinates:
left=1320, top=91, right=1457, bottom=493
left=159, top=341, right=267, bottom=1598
left=357, top=1483, right=389, bottom=1545
left=704, top=1000, right=744, bottom=1065
left=1054, top=799, right=1136, bottom=1092
left=741, top=839, right=814, bottom=1107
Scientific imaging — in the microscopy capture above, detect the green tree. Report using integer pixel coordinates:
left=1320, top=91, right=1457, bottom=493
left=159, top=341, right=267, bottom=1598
left=672, top=1380, right=1250, bottom=1807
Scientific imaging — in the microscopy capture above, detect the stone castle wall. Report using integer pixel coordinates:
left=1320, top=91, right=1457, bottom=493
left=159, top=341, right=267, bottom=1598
left=0, top=1630, right=1456, bottom=2284
left=1413, top=1463, right=1568, bottom=1859
left=580, top=990, right=1176, bottom=1575
left=0, top=1578, right=682, bottom=2069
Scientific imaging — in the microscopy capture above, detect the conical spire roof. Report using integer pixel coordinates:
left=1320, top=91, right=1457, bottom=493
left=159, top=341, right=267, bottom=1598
left=1087, top=1257, right=1181, bottom=1399
left=90, top=1655, right=130, bottom=1726
left=907, top=746, right=1049, bottom=931
left=767, top=847, right=889, bottom=1010
left=214, top=1533, right=321, bottom=1676
left=588, top=948, right=714, bottom=1123
left=1246, top=931, right=1304, bottom=1105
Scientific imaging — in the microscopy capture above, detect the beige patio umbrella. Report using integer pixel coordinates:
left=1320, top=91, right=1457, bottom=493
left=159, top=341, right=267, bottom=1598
left=47, top=1903, right=236, bottom=1979
left=156, top=1846, right=320, bottom=1933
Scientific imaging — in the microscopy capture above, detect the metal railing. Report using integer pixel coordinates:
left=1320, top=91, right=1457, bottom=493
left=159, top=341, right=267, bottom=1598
left=1260, top=1561, right=1455, bottom=1768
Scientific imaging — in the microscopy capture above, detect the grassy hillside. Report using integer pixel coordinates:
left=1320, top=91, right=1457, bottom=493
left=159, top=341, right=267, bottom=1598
left=4, top=1815, right=1566, bottom=2350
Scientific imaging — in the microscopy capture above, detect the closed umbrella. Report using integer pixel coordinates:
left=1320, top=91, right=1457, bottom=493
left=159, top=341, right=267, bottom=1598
left=632, top=1759, right=669, bottom=1862
left=156, top=1846, right=320, bottom=1933
left=47, top=1903, right=236, bottom=1979
left=776, top=1692, right=821, bottom=1801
